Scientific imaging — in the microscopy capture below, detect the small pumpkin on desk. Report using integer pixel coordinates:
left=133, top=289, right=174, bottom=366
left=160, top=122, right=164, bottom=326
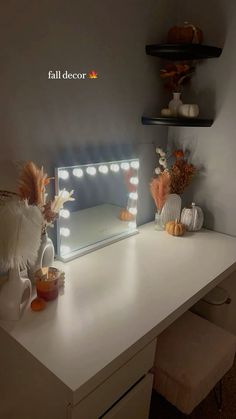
left=165, top=220, right=185, bottom=236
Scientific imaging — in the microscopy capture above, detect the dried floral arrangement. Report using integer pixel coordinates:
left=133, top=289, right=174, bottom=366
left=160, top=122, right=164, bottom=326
left=18, top=161, right=74, bottom=230
left=160, top=63, right=195, bottom=92
left=150, top=147, right=197, bottom=211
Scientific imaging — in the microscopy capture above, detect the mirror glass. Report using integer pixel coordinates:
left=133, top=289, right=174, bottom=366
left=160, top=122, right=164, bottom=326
left=55, top=159, right=139, bottom=261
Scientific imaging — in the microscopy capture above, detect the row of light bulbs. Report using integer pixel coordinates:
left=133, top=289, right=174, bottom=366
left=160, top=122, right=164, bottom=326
left=59, top=160, right=139, bottom=180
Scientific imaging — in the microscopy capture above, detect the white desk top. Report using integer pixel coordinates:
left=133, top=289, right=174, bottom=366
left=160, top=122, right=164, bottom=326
left=1, top=223, right=236, bottom=404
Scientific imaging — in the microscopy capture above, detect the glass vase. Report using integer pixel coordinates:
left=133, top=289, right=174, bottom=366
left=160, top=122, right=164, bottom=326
left=154, top=210, right=164, bottom=231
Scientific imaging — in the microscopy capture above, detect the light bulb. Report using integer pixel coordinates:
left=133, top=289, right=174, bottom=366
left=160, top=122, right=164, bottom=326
left=73, top=168, right=83, bottom=178
left=86, top=166, right=97, bottom=175
left=130, top=177, right=139, bottom=185
left=129, top=192, right=138, bottom=200
left=59, top=170, right=69, bottom=180
left=60, top=209, right=70, bottom=219
left=60, top=227, right=70, bottom=237
left=98, top=165, right=109, bottom=174
left=128, top=207, right=137, bottom=215
left=121, top=162, right=130, bottom=171
left=110, top=163, right=119, bottom=172
left=60, top=245, right=71, bottom=255
left=130, top=161, right=139, bottom=169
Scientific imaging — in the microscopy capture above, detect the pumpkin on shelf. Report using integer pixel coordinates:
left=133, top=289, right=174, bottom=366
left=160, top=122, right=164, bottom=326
left=167, top=22, right=203, bottom=45
left=178, top=104, right=200, bottom=119
left=119, top=208, right=134, bottom=222
left=165, top=219, right=185, bottom=236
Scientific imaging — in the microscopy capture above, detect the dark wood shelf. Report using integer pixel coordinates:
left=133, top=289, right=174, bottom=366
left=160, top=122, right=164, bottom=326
left=142, top=116, right=214, bottom=127
left=145, top=44, right=222, bottom=61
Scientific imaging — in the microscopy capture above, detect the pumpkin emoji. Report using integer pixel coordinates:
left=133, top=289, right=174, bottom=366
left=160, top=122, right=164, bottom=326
left=119, top=208, right=134, bottom=222
left=165, top=219, right=185, bottom=236
left=167, top=22, right=203, bottom=45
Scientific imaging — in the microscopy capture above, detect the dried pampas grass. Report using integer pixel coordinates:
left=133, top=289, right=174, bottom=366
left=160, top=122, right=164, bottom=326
left=0, top=200, right=43, bottom=271
left=150, top=171, right=170, bottom=211
left=18, top=161, right=51, bottom=206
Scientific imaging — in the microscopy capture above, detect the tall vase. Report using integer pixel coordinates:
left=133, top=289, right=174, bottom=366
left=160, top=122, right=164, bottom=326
left=0, top=265, right=31, bottom=321
left=36, top=231, right=55, bottom=268
left=161, top=194, right=182, bottom=226
left=168, top=92, right=183, bottom=117
left=154, top=210, right=164, bottom=231
left=28, top=231, right=55, bottom=280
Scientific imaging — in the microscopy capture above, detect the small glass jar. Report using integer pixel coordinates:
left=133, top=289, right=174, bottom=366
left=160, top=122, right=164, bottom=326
left=155, top=210, right=164, bottom=231
left=35, top=267, right=60, bottom=301
left=36, top=278, right=59, bottom=301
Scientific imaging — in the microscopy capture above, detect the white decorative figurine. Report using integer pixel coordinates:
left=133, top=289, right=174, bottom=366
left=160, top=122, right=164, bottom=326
left=181, top=202, right=204, bottom=231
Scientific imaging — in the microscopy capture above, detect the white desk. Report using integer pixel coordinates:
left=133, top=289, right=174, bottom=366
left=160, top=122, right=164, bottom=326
left=1, top=223, right=236, bottom=419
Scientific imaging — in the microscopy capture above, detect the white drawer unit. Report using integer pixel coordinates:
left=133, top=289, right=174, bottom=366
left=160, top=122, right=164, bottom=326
left=102, top=374, right=153, bottom=419
left=71, top=339, right=156, bottom=419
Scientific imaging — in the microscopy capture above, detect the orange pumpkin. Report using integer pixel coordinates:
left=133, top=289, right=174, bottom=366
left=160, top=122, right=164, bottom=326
left=167, top=22, right=203, bottom=45
left=119, top=208, right=134, bottom=222
left=165, top=220, right=185, bottom=236
left=31, top=297, right=46, bottom=312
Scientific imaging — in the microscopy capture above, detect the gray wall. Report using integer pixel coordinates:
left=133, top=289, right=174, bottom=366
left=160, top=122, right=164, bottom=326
left=167, top=0, right=236, bottom=236
left=0, top=0, right=180, bottom=225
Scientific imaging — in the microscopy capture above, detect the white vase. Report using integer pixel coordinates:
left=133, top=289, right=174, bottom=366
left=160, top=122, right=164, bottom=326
left=0, top=266, right=31, bottom=321
left=37, top=232, right=55, bottom=268
left=168, top=92, right=183, bottom=117
left=161, top=194, right=182, bottom=227
left=28, top=231, right=55, bottom=280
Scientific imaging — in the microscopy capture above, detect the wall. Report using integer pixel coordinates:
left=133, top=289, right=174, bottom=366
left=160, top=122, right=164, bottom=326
left=0, top=0, right=180, bottom=226
left=168, top=0, right=236, bottom=235
left=166, top=0, right=236, bottom=333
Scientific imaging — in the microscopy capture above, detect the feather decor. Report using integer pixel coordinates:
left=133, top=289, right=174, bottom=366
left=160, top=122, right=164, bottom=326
left=150, top=171, right=170, bottom=211
left=0, top=200, right=43, bottom=271
left=18, top=161, right=51, bottom=206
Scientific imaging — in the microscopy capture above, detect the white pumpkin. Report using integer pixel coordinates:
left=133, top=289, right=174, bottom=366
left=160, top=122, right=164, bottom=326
left=178, top=104, right=199, bottom=118
left=181, top=202, right=204, bottom=231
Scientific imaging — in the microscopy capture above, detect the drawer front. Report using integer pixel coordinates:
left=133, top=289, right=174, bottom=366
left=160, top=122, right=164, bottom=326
left=102, top=373, right=153, bottom=419
left=72, top=339, right=156, bottom=419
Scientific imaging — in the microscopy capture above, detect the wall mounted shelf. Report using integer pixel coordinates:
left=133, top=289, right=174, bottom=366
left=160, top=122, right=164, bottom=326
left=145, top=44, right=222, bottom=61
left=142, top=116, right=213, bottom=127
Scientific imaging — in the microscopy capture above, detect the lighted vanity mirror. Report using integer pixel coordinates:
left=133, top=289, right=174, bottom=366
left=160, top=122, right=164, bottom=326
left=55, top=159, right=139, bottom=261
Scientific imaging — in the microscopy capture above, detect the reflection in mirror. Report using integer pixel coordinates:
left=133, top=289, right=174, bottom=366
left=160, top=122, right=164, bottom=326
left=55, top=159, right=139, bottom=261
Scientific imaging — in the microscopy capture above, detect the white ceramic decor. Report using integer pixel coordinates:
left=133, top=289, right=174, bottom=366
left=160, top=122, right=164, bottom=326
left=179, top=104, right=199, bottom=118
left=39, top=233, right=55, bottom=267
left=161, top=194, right=182, bottom=226
left=181, top=202, right=204, bottom=231
left=168, top=92, right=183, bottom=116
left=0, top=266, right=31, bottom=321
